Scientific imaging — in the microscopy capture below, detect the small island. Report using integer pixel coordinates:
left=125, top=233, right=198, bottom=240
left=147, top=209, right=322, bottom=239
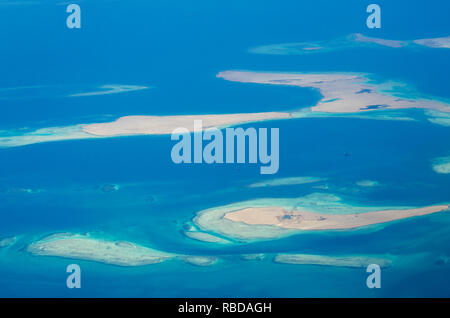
left=274, top=253, right=392, bottom=268
left=224, top=205, right=448, bottom=231
left=0, top=236, right=17, bottom=248
left=432, top=156, right=450, bottom=174
left=192, top=193, right=449, bottom=241
left=27, top=232, right=226, bottom=267
left=217, top=71, right=450, bottom=114
left=27, top=233, right=175, bottom=266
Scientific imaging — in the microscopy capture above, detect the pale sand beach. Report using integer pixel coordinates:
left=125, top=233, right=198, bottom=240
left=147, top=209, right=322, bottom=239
left=27, top=233, right=175, bottom=266
left=82, top=112, right=292, bottom=137
left=183, top=231, right=232, bottom=244
left=0, top=236, right=16, bottom=248
left=414, top=36, right=450, bottom=49
left=223, top=205, right=449, bottom=231
left=247, top=176, right=326, bottom=188
left=241, top=254, right=265, bottom=261
left=274, top=253, right=392, bottom=268
left=217, top=71, right=450, bottom=114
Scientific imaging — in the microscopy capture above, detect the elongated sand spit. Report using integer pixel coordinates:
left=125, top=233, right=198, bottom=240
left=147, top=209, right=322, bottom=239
left=224, top=205, right=449, bottom=230
left=83, top=112, right=292, bottom=137
left=274, top=254, right=392, bottom=268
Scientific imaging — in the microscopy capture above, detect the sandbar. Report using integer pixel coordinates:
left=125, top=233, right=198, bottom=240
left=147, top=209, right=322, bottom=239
left=183, top=231, right=232, bottom=244
left=82, top=112, right=292, bottom=137
left=248, top=176, right=326, bottom=188
left=0, top=236, right=17, bottom=248
left=426, top=110, right=450, bottom=127
left=1, top=68, right=448, bottom=149
left=241, top=254, right=265, bottom=261
left=223, top=205, right=449, bottom=231
left=27, top=232, right=227, bottom=267
left=192, top=193, right=449, bottom=241
left=353, top=33, right=405, bottom=48
left=69, top=84, right=149, bottom=97
left=414, top=36, right=450, bottom=49
left=180, top=256, right=218, bottom=266
left=274, top=253, right=392, bottom=268
left=432, top=156, right=450, bottom=174
left=356, top=180, right=380, bottom=187
left=0, top=112, right=292, bottom=148
left=27, top=233, right=175, bottom=266
left=249, top=33, right=450, bottom=55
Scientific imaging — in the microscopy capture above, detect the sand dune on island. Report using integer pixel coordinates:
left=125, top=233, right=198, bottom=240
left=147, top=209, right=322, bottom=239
left=27, top=233, right=175, bottom=266
left=224, top=205, right=449, bottom=231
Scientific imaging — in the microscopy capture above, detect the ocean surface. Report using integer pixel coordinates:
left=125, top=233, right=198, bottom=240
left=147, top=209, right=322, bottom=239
left=0, top=0, right=449, bottom=297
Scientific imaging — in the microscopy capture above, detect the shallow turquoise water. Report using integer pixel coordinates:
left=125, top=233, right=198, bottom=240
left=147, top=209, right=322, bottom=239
left=0, top=0, right=449, bottom=297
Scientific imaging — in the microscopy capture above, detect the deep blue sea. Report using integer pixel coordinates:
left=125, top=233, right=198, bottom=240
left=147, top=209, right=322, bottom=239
left=0, top=0, right=449, bottom=297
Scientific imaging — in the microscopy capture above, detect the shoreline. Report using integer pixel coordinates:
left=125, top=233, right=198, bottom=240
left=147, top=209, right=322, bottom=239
left=192, top=193, right=450, bottom=241
left=1, top=70, right=448, bottom=148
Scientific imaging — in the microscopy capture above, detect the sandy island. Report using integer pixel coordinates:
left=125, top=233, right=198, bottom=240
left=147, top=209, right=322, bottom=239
left=274, top=254, right=392, bottom=268
left=1, top=69, right=448, bottom=148
left=223, top=205, right=449, bottom=231
left=27, top=233, right=175, bottom=266
left=249, top=33, right=450, bottom=55
left=27, top=233, right=224, bottom=267
left=217, top=71, right=450, bottom=114
left=183, top=231, right=232, bottom=244
left=426, top=110, right=450, bottom=127
left=180, top=256, right=218, bottom=266
left=192, top=193, right=449, bottom=241
left=82, top=112, right=292, bottom=137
